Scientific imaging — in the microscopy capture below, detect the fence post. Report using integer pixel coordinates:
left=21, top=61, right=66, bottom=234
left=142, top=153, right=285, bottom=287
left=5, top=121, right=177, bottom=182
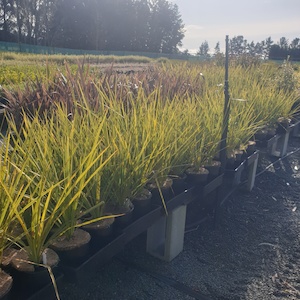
left=220, top=35, right=230, bottom=173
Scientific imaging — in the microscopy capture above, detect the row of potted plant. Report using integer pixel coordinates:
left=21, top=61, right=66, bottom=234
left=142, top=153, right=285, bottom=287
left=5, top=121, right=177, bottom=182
left=0, top=59, right=299, bottom=299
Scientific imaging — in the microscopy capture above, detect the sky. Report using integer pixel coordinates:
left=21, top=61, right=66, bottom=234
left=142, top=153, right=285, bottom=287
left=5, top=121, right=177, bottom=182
left=170, top=0, right=300, bottom=54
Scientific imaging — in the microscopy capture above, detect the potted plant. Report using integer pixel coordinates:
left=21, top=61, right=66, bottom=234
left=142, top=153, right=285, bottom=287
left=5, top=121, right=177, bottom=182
left=226, top=97, right=262, bottom=168
left=99, top=95, right=174, bottom=220
left=6, top=101, right=116, bottom=266
left=0, top=133, right=19, bottom=300
left=0, top=131, right=61, bottom=297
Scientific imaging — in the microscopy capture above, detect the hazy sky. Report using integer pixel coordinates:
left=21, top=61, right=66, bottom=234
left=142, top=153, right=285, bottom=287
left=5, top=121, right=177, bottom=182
left=170, top=0, right=300, bottom=53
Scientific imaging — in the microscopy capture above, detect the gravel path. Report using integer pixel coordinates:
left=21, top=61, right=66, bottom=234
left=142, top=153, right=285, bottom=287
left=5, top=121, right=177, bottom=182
left=60, top=136, right=300, bottom=300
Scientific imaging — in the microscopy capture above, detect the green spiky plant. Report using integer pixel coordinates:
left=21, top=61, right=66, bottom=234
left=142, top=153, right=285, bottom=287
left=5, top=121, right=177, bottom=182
left=97, top=90, right=172, bottom=213
left=0, top=130, right=69, bottom=300
left=0, top=132, right=33, bottom=265
left=226, top=63, right=299, bottom=154
left=4, top=101, right=116, bottom=265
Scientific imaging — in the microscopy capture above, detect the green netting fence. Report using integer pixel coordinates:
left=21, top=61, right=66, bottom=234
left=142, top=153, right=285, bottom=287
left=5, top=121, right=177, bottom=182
left=0, top=41, right=203, bottom=61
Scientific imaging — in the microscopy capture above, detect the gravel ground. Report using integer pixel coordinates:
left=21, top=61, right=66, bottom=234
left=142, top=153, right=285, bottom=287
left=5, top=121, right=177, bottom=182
left=59, top=136, right=300, bottom=300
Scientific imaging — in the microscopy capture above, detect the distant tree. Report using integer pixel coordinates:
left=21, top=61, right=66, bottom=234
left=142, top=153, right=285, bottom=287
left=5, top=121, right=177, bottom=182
left=100, top=0, right=136, bottom=51
left=50, top=0, right=89, bottom=49
left=0, top=0, right=59, bottom=45
left=289, top=38, right=300, bottom=60
left=49, top=0, right=184, bottom=53
left=214, top=41, right=220, bottom=55
left=229, top=35, right=247, bottom=56
left=130, top=0, right=151, bottom=51
left=9, top=0, right=43, bottom=44
left=180, top=48, right=192, bottom=58
left=269, top=44, right=282, bottom=60
left=279, top=36, right=289, bottom=50
left=0, top=0, right=14, bottom=41
left=262, top=36, right=273, bottom=59
left=268, top=36, right=300, bottom=61
left=246, top=41, right=256, bottom=56
left=255, top=42, right=265, bottom=57
left=290, top=38, right=300, bottom=49
left=197, top=40, right=210, bottom=58
left=147, top=0, right=185, bottom=53
left=0, top=0, right=185, bottom=53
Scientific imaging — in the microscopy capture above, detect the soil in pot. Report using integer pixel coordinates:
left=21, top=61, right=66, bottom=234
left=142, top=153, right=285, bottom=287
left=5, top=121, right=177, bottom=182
left=82, top=217, right=115, bottom=249
left=50, top=228, right=91, bottom=265
left=131, top=189, right=152, bottom=218
left=146, top=177, right=173, bottom=205
left=10, top=248, right=59, bottom=293
left=185, top=167, right=209, bottom=187
left=0, top=270, right=13, bottom=300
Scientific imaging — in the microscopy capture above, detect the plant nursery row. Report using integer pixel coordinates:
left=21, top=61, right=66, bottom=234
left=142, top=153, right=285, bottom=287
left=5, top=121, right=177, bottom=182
left=0, top=58, right=299, bottom=299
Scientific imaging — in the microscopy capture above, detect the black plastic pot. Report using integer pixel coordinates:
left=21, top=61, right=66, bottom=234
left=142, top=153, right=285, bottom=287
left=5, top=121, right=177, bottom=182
left=146, top=177, right=173, bottom=205
left=131, top=189, right=152, bottom=218
left=13, top=266, right=55, bottom=292
left=246, top=141, right=256, bottom=155
left=83, top=217, right=115, bottom=248
left=255, top=127, right=276, bottom=147
left=50, top=229, right=91, bottom=264
left=185, top=167, right=209, bottom=187
left=276, top=117, right=291, bottom=134
left=204, top=161, right=221, bottom=181
left=113, top=199, right=135, bottom=229
left=9, top=248, right=59, bottom=300
left=169, top=173, right=188, bottom=196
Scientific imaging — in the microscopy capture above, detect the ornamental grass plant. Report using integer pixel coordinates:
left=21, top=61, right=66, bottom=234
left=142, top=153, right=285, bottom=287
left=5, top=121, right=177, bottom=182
left=97, top=90, right=193, bottom=212
left=0, top=133, right=31, bottom=265
left=1, top=59, right=299, bottom=231
left=3, top=101, right=115, bottom=264
left=226, top=64, right=299, bottom=154
left=0, top=57, right=299, bottom=300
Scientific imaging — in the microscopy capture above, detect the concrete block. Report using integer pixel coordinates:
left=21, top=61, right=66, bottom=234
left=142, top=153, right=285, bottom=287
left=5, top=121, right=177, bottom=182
left=291, top=121, right=300, bottom=138
left=146, top=205, right=187, bottom=262
left=267, top=131, right=290, bottom=157
left=246, top=152, right=259, bottom=191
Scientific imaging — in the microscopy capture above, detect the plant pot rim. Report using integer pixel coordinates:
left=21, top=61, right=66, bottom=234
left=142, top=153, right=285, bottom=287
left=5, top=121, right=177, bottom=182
left=146, top=177, right=173, bottom=190
left=83, top=217, right=115, bottom=230
left=204, top=160, right=221, bottom=167
left=105, top=198, right=134, bottom=215
left=131, top=188, right=152, bottom=201
left=185, top=166, right=209, bottom=175
left=50, top=228, right=91, bottom=252
left=168, top=172, right=188, bottom=180
left=11, top=248, right=59, bottom=273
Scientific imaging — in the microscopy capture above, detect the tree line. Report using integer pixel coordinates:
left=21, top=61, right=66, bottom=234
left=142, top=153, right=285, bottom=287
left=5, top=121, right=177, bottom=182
left=0, top=0, right=184, bottom=53
left=197, top=36, right=300, bottom=61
